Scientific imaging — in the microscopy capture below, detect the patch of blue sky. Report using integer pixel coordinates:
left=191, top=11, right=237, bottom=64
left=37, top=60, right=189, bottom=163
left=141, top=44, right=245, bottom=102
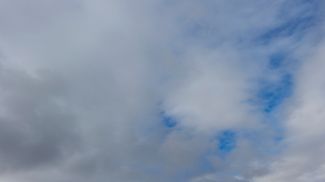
left=215, top=129, right=283, bottom=160
left=160, top=111, right=178, bottom=128
left=258, top=74, right=293, bottom=113
left=217, top=130, right=237, bottom=154
left=268, top=51, right=287, bottom=70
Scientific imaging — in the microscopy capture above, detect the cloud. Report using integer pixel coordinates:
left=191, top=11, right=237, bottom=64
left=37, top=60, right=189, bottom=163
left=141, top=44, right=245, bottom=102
left=252, top=38, right=325, bottom=182
left=162, top=47, right=259, bottom=132
left=0, top=0, right=323, bottom=182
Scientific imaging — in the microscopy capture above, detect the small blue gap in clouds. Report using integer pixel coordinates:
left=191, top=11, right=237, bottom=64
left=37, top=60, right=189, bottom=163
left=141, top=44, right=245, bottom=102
left=269, top=52, right=287, bottom=69
left=160, top=111, right=177, bottom=128
left=258, top=74, right=293, bottom=113
left=217, top=130, right=237, bottom=154
left=274, top=135, right=285, bottom=142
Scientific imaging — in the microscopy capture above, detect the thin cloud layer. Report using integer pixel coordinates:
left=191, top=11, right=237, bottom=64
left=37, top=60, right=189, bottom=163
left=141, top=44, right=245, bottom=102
left=0, top=0, right=324, bottom=182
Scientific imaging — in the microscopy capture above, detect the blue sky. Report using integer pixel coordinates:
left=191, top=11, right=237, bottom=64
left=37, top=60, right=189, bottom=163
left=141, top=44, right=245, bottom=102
left=0, top=0, right=324, bottom=182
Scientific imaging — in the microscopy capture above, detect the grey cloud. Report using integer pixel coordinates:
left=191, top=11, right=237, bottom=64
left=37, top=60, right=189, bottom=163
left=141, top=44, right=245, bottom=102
left=0, top=66, right=80, bottom=171
left=252, top=40, right=325, bottom=182
left=0, top=0, right=323, bottom=182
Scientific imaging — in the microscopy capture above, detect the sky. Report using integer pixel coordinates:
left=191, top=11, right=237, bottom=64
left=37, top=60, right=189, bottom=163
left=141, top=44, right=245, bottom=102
left=0, top=0, right=324, bottom=182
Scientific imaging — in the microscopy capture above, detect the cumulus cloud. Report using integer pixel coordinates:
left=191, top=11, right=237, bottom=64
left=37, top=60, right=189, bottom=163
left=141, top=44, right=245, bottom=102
left=0, top=0, right=323, bottom=181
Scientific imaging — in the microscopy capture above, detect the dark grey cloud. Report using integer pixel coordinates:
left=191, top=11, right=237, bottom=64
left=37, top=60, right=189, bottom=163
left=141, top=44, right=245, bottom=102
left=0, top=66, right=80, bottom=171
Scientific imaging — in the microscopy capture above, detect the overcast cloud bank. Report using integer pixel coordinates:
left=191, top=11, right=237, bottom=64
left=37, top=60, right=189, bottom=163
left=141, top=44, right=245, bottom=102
left=0, top=0, right=324, bottom=182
